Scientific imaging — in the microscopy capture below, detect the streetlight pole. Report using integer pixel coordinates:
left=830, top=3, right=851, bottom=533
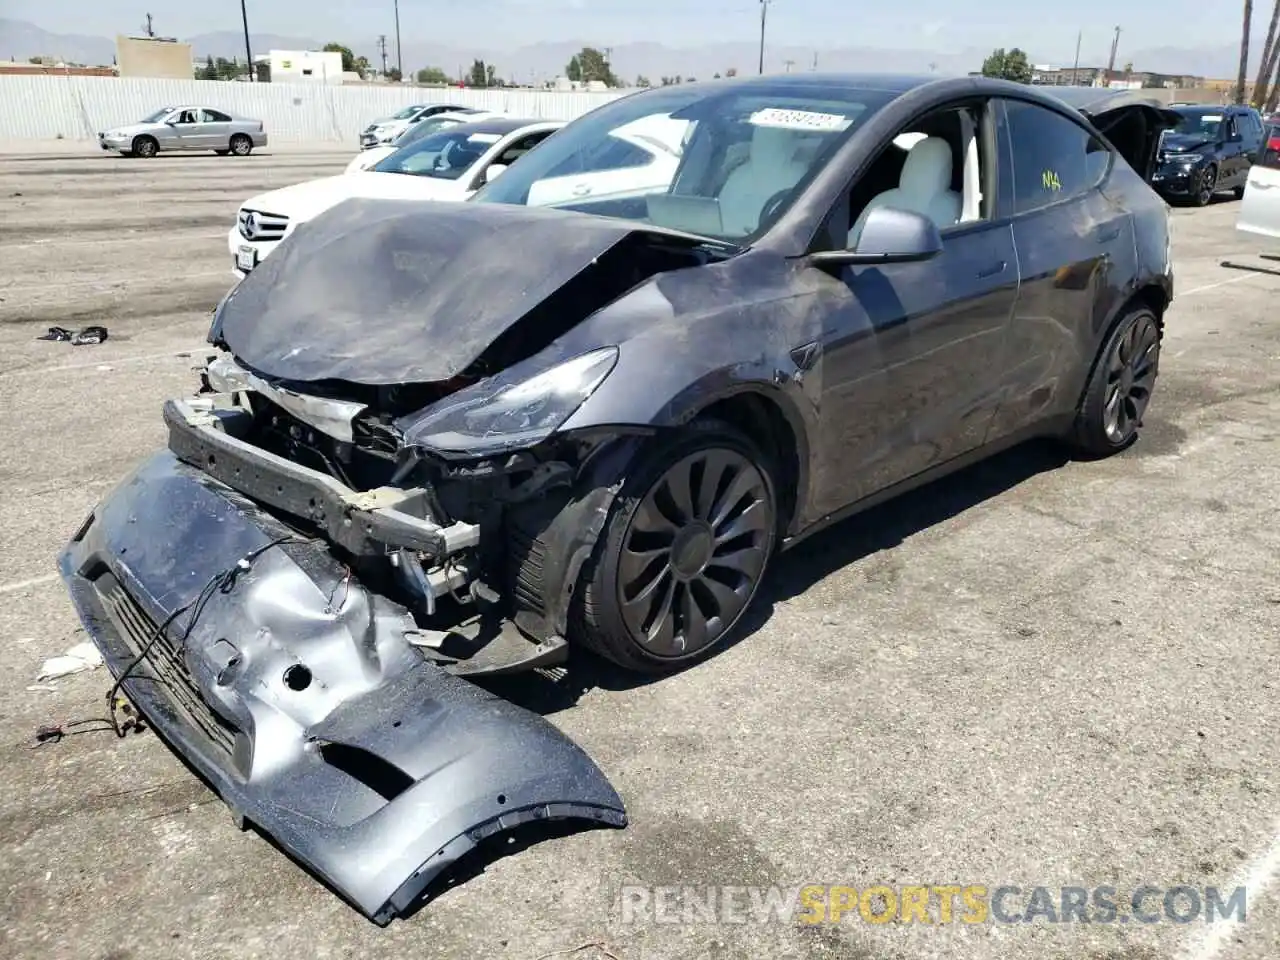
left=239, top=0, right=253, bottom=81
left=393, top=0, right=403, bottom=79
left=1072, top=30, right=1081, bottom=83
left=758, top=0, right=770, bottom=75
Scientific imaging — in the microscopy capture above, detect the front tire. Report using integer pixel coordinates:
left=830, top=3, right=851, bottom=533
left=132, top=136, right=158, bottom=158
left=575, top=420, right=778, bottom=673
left=229, top=134, right=253, bottom=156
left=1192, top=164, right=1217, bottom=206
left=1233, top=184, right=1246, bottom=199
left=1067, top=305, right=1161, bottom=457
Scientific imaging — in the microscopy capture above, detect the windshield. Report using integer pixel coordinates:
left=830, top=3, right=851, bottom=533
left=390, top=105, right=426, bottom=120
left=371, top=126, right=500, bottom=179
left=472, top=82, right=895, bottom=242
left=141, top=107, right=172, bottom=123
left=394, top=115, right=468, bottom=147
left=1170, top=109, right=1225, bottom=139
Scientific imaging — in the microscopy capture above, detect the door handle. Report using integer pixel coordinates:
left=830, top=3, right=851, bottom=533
left=976, top=261, right=1006, bottom=279
left=572, top=183, right=591, bottom=197
left=1095, top=226, right=1122, bottom=243
left=1251, top=180, right=1275, bottom=189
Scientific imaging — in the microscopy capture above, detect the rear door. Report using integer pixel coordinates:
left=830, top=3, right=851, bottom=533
left=199, top=109, right=233, bottom=149
left=983, top=96, right=1136, bottom=442
left=1237, top=124, right=1280, bottom=238
left=1220, top=112, right=1249, bottom=188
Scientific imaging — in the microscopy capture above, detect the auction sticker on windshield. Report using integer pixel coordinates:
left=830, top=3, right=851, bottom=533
left=749, top=108, right=852, bottom=131
left=468, top=133, right=503, bottom=143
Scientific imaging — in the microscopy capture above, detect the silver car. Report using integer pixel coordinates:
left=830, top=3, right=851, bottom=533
left=98, top=106, right=269, bottom=158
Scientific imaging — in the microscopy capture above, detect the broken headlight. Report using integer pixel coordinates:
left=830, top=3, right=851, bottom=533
left=403, top=347, right=618, bottom=458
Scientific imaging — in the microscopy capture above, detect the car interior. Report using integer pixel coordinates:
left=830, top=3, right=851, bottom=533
left=846, top=104, right=985, bottom=247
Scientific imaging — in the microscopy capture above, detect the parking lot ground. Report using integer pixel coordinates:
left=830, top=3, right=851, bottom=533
left=1, top=148, right=1278, bottom=960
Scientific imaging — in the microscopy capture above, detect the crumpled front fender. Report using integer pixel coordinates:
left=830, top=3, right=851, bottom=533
left=58, top=451, right=627, bottom=924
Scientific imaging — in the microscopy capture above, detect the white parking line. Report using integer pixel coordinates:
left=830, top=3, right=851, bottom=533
left=1181, top=819, right=1280, bottom=960
left=1, top=271, right=229, bottom=295
left=0, top=573, right=58, bottom=594
left=0, top=348, right=204, bottom=379
left=0, top=233, right=224, bottom=251
left=1179, top=273, right=1263, bottom=297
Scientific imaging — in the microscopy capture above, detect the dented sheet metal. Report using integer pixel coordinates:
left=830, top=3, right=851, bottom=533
left=58, top=452, right=627, bottom=924
left=210, top=199, right=647, bottom=386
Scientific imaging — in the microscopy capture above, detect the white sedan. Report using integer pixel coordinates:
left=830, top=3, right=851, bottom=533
left=1237, top=124, right=1280, bottom=239
left=229, top=117, right=564, bottom=277
left=344, top=110, right=503, bottom=174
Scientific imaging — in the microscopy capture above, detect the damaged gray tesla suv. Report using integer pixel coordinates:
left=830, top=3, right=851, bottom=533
left=59, top=74, right=1177, bottom=922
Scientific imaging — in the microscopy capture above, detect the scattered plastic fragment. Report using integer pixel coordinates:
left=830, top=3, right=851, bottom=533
left=36, top=640, right=104, bottom=681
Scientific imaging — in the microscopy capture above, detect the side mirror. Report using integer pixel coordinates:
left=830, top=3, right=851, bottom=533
left=808, top=207, right=944, bottom=267
left=484, top=163, right=508, bottom=183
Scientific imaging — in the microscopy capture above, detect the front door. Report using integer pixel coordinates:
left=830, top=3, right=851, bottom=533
left=811, top=99, right=1021, bottom=515
left=167, top=109, right=203, bottom=150
left=1237, top=128, right=1280, bottom=238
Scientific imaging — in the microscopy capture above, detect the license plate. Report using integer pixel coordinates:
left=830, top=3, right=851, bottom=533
left=236, top=245, right=257, bottom=272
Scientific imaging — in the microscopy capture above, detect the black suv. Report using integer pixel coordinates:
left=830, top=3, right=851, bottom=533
left=1151, top=104, right=1264, bottom=205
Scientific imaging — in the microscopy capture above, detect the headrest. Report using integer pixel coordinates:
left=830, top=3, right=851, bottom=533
left=900, top=136, right=953, bottom=195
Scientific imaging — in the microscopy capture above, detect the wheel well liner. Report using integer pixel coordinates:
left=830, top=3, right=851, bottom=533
left=692, top=391, right=804, bottom=534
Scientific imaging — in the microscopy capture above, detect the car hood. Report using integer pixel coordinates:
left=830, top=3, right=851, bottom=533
left=1161, top=132, right=1215, bottom=153
left=104, top=122, right=154, bottom=136
left=213, top=199, right=695, bottom=386
left=240, top=172, right=465, bottom=220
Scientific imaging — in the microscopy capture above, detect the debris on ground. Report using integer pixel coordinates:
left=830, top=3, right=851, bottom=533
left=36, top=640, right=104, bottom=681
left=35, top=325, right=109, bottom=345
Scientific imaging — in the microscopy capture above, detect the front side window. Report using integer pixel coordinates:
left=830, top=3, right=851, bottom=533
left=472, top=82, right=897, bottom=242
left=1002, top=99, right=1109, bottom=214
left=372, top=126, right=501, bottom=180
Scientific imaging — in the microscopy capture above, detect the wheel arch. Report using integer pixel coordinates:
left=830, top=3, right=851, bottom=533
left=1075, top=281, right=1167, bottom=414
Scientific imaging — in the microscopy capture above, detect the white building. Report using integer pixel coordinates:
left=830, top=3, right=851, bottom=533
left=264, top=49, right=344, bottom=84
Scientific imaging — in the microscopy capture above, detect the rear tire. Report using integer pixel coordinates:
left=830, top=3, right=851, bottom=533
left=1233, top=184, right=1246, bottom=199
left=1066, top=305, right=1162, bottom=457
left=571, top=419, right=778, bottom=673
left=229, top=134, right=252, bottom=157
left=132, top=136, right=158, bottom=158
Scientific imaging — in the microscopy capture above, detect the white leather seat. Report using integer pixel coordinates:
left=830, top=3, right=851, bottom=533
left=848, top=135, right=962, bottom=247
left=718, top=125, right=810, bottom=235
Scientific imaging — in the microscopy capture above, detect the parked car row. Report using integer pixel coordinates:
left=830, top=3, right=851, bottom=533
left=229, top=111, right=689, bottom=276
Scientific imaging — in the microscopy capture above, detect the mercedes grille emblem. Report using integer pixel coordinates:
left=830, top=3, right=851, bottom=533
left=244, top=212, right=259, bottom=239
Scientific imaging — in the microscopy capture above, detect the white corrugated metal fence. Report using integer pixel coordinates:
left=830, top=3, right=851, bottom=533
left=0, top=76, right=634, bottom=142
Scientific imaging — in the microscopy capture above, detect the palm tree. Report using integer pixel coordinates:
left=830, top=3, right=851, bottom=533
left=1236, top=0, right=1254, bottom=104
left=1253, top=0, right=1280, bottom=106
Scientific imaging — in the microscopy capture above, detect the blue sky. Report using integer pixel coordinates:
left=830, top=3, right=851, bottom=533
left=10, top=0, right=1255, bottom=62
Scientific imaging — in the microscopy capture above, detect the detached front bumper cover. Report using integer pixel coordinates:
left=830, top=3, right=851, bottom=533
left=58, top=451, right=627, bottom=924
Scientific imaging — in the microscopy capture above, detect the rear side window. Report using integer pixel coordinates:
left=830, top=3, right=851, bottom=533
left=202, top=109, right=232, bottom=122
left=1002, top=99, right=1111, bottom=214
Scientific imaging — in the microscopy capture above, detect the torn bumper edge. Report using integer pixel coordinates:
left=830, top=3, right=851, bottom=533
left=56, top=452, right=627, bottom=924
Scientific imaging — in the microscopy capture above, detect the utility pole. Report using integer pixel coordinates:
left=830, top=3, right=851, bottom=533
left=758, top=0, right=770, bottom=75
left=1072, top=30, right=1081, bottom=83
left=393, top=0, right=402, bottom=78
left=1106, top=25, right=1121, bottom=77
left=812, top=51, right=818, bottom=71
left=239, top=0, right=253, bottom=81
left=377, top=34, right=388, bottom=77
left=783, top=58, right=794, bottom=72
left=143, top=13, right=155, bottom=38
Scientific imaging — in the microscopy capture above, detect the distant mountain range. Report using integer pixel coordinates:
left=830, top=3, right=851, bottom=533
left=0, top=16, right=1269, bottom=84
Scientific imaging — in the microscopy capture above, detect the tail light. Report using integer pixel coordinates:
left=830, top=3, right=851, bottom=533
left=1267, top=135, right=1280, bottom=152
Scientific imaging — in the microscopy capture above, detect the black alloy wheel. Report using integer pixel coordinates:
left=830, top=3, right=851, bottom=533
left=133, top=136, right=158, bottom=158
left=1193, top=164, right=1217, bottom=206
left=576, top=421, right=778, bottom=672
left=1069, top=306, right=1161, bottom=455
